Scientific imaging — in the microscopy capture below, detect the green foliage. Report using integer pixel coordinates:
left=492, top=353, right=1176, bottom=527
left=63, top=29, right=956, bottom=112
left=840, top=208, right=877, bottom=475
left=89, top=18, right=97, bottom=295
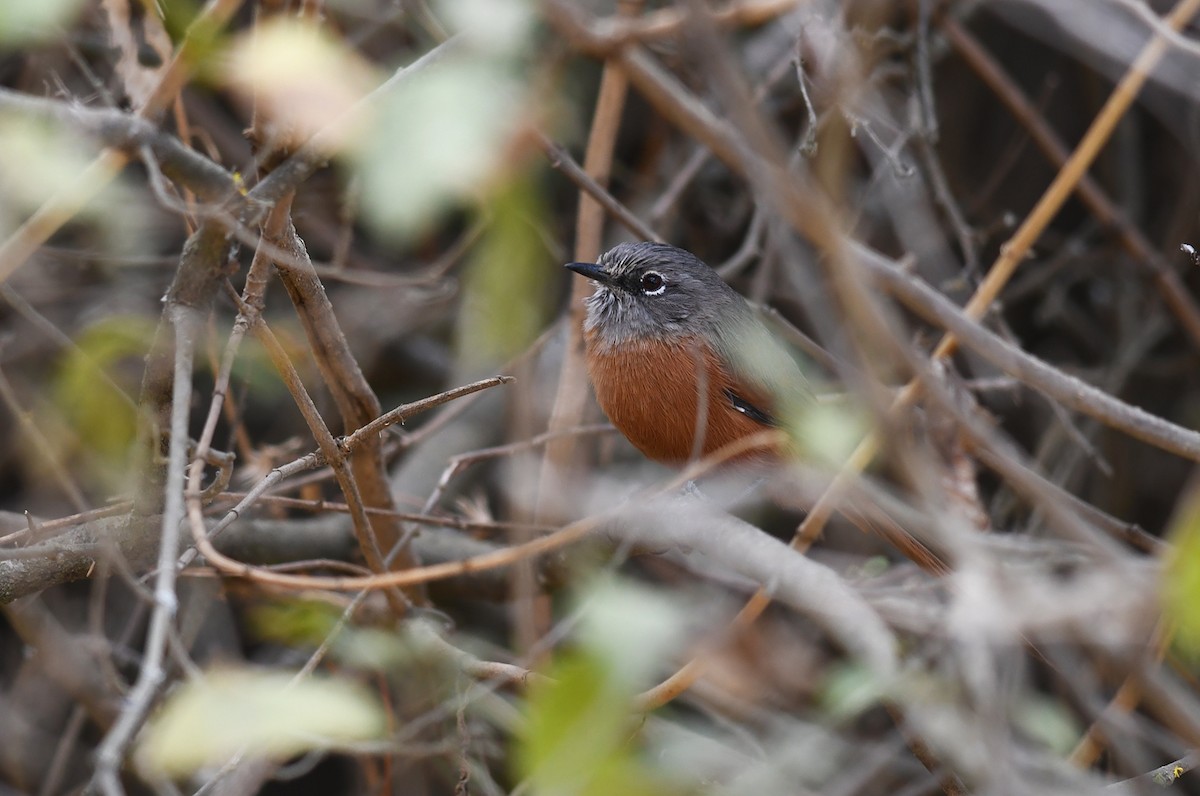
left=0, top=114, right=96, bottom=228
left=435, top=0, right=534, bottom=56
left=725, top=308, right=865, bottom=467
left=223, top=332, right=289, bottom=400
left=524, top=671, right=674, bottom=792
left=49, top=315, right=153, bottom=493
left=858, top=555, right=891, bottom=578
left=222, top=18, right=378, bottom=148
left=456, top=176, right=554, bottom=370
left=250, top=601, right=456, bottom=678
left=159, top=0, right=226, bottom=73
left=0, top=0, right=84, bottom=45
left=792, top=398, right=869, bottom=469
left=516, top=578, right=686, bottom=796
left=135, top=668, right=385, bottom=778
left=355, top=58, right=526, bottom=240
left=521, top=652, right=650, bottom=795
left=158, top=0, right=201, bottom=43
left=354, top=0, right=535, bottom=240
left=249, top=599, right=341, bottom=647
left=0, top=113, right=158, bottom=253
left=1011, top=693, right=1080, bottom=755
left=818, top=662, right=887, bottom=721
left=1164, top=486, right=1200, bottom=659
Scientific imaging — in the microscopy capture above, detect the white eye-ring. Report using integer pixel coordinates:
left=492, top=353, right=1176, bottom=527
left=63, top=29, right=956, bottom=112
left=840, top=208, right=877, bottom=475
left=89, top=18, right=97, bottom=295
left=640, top=271, right=666, bottom=295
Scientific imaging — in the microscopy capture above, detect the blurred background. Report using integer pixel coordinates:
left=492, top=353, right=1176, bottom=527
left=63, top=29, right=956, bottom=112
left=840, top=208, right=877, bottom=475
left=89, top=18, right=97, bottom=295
left=2, top=0, right=1200, bottom=794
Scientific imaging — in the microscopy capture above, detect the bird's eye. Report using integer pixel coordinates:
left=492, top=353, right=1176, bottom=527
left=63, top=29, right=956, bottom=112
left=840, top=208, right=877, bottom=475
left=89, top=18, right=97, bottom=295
left=640, top=271, right=666, bottom=295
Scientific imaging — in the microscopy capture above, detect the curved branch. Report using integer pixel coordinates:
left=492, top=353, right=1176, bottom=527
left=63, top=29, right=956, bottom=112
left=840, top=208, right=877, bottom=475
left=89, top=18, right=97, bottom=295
left=860, top=247, right=1200, bottom=463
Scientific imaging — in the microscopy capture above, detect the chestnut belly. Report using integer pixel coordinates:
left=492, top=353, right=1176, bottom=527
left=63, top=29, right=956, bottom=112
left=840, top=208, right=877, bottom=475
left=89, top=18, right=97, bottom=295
left=584, top=336, right=779, bottom=464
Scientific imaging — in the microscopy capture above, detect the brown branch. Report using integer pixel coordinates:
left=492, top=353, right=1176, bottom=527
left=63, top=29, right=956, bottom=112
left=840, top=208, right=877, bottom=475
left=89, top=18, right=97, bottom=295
left=183, top=373, right=513, bottom=567
left=941, top=16, right=1200, bottom=351
left=530, top=0, right=646, bottom=653
left=861, top=248, right=1200, bottom=462
left=340, top=376, right=515, bottom=453
left=929, top=0, right=1200, bottom=363
left=212, top=514, right=561, bottom=601
left=0, top=0, right=244, bottom=288
left=215, top=493, right=549, bottom=536
left=269, top=219, right=430, bottom=607
left=184, top=417, right=775, bottom=592
left=0, top=373, right=512, bottom=604
left=539, top=0, right=644, bottom=513
left=534, top=133, right=661, bottom=243
left=242, top=312, right=413, bottom=616
left=188, top=501, right=602, bottom=593
left=2, top=597, right=121, bottom=728
left=547, top=0, right=804, bottom=53
left=0, top=515, right=156, bottom=605
left=0, top=90, right=235, bottom=202
left=547, top=0, right=1200, bottom=714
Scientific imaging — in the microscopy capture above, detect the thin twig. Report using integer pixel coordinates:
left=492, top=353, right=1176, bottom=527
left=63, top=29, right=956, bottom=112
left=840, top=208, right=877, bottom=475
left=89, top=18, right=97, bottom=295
left=547, top=0, right=1200, bottom=712
left=941, top=15, right=1200, bottom=350
left=342, top=376, right=515, bottom=453
left=863, top=249, right=1200, bottom=462
left=0, top=365, right=88, bottom=513
left=92, top=305, right=200, bottom=796
left=534, top=133, right=661, bottom=243
left=0, top=0, right=244, bottom=287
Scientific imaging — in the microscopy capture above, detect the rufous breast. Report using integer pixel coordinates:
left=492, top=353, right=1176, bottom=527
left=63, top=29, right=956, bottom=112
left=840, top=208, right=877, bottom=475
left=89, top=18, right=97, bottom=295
left=583, top=331, right=782, bottom=464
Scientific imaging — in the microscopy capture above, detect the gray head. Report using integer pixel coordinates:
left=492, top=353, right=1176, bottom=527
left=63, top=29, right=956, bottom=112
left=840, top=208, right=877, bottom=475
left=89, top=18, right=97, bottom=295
left=564, top=242, right=749, bottom=349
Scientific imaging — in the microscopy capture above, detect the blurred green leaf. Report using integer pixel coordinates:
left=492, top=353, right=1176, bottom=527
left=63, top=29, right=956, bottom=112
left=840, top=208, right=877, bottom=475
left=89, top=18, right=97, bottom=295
left=355, top=58, right=527, bottom=239
left=224, top=19, right=379, bottom=151
left=517, top=578, right=685, bottom=796
left=521, top=651, right=632, bottom=790
left=0, top=114, right=97, bottom=214
left=135, top=668, right=385, bottom=778
left=792, top=398, right=868, bottom=469
left=249, top=600, right=340, bottom=647
left=225, top=332, right=290, bottom=398
left=49, top=315, right=154, bottom=492
left=818, top=662, right=886, bottom=721
left=351, top=0, right=538, bottom=240
left=1012, top=694, right=1080, bottom=755
left=159, top=0, right=228, bottom=74
left=575, top=577, right=687, bottom=689
left=859, top=555, right=891, bottom=578
left=1164, top=486, right=1200, bottom=658
left=0, top=0, right=84, bottom=45
left=249, top=601, right=455, bottom=677
left=435, top=0, right=534, bottom=56
left=456, top=176, right=553, bottom=369
left=158, top=0, right=200, bottom=42
left=0, top=113, right=160, bottom=254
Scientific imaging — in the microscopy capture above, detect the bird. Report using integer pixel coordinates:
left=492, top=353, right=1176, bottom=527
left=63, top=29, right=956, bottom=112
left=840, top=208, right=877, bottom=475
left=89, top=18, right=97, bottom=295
left=565, top=241, right=810, bottom=465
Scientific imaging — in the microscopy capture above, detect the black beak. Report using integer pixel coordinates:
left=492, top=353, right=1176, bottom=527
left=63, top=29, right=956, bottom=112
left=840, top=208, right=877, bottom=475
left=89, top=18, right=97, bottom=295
left=564, top=261, right=612, bottom=285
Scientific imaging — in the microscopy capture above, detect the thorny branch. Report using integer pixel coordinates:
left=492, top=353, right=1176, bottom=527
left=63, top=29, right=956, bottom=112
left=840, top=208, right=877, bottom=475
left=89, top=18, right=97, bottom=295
left=3, top=1, right=1200, bottom=794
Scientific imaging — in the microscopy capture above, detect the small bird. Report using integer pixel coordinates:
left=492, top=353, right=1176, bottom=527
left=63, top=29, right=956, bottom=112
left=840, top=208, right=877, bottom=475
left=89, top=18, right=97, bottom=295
left=566, top=241, right=810, bottom=465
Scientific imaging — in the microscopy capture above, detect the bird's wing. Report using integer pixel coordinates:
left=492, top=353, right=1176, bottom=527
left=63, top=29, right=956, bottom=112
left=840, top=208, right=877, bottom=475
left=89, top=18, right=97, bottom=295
left=723, top=387, right=777, bottom=426
left=712, top=305, right=813, bottom=425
